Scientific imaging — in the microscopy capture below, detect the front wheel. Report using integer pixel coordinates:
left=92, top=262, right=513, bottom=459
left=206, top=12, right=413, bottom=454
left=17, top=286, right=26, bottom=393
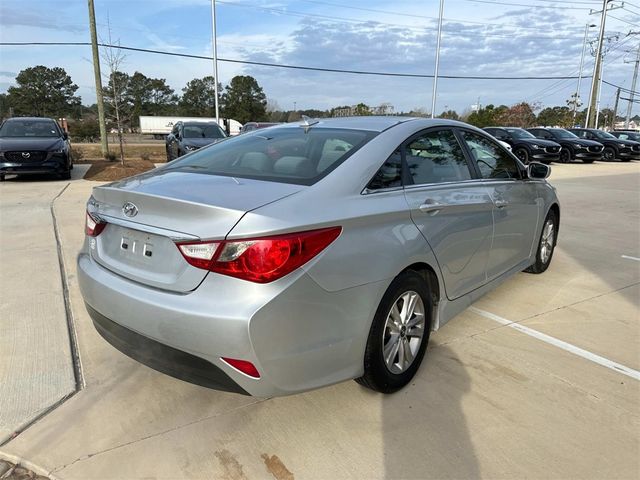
left=559, top=149, right=571, bottom=163
left=525, top=209, right=558, bottom=274
left=602, top=146, right=616, bottom=162
left=356, top=271, right=432, bottom=393
left=514, top=148, right=530, bottom=164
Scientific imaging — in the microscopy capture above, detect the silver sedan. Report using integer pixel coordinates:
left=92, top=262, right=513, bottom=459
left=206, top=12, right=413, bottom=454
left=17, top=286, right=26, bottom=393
left=78, top=117, right=559, bottom=396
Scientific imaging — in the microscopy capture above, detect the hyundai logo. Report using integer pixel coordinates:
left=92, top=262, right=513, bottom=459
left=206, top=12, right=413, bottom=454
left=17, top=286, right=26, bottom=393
left=21, top=152, right=31, bottom=159
left=122, top=202, right=138, bottom=218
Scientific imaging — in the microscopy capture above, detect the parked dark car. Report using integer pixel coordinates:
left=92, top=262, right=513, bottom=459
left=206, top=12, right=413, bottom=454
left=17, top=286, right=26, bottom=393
left=527, top=127, right=603, bottom=163
left=239, top=122, right=282, bottom=134
left=611, top=130, right=640, bottom=142
left=568, top=128, right=640, bottom=162
left=166, top=121, right=227, bottom=161
left=484, top=127, right=561, bottom=164
left=0, top=117, right=73, bottom=181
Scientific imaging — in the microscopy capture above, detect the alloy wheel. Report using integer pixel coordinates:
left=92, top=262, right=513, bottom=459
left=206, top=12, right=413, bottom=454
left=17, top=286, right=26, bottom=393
left=540, top=220, right=555, bottom=264
left=382, top=291, right=425, bottom=374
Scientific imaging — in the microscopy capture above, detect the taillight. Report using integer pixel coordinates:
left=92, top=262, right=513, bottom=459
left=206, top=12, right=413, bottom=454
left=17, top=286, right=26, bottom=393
left=86, top=211, right=106, bottom=237
left=176, top=226, right=341, bottom=283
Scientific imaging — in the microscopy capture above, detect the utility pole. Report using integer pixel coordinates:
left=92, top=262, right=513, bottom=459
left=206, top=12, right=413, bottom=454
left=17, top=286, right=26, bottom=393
left=611, top=87, right=620, bottom=130
left=625, top=44, right=640, bottom=128
left=211, top=0, right=220, bottom=125
left=88, top=0, right=108, bottom=156
left=431, top=0, right=444, bottom=119
left=586, top=0, right=615, bottom=128
left=573, top=23, right=596, bottom=125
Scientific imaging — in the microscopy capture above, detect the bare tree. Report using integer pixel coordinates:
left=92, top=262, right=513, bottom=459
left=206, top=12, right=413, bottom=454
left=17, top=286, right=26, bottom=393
left=100, top=24, right=128, bottom=165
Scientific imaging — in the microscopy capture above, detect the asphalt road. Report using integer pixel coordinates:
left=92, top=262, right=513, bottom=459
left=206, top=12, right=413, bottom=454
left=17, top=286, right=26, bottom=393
left=0, top=161, right=638, bottom=479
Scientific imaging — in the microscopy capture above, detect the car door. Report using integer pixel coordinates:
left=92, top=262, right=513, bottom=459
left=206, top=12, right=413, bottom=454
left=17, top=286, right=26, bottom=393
left=458, top=129, right=540, bottom=280
left=402, top=128, right=494, bottom=300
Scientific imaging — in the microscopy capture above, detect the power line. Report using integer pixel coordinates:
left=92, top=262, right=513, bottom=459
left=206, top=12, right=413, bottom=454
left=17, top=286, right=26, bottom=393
left=602, top=80, right=640, bottom=95
left=608, top=15, right=640, bottom=27
left=458, top=0, right=591, bottom=10
left=0, top=41, right=592, bottom=80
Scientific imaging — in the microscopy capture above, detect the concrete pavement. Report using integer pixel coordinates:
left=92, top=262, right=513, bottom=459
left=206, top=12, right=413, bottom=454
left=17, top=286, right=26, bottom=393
left=0, top=162, right=638, bottom=478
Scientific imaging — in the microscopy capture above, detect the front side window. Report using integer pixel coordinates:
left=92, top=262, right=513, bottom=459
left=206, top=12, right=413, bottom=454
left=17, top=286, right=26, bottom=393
left=461, top=131, right=521, bottom=180
left=405, top=129, right=472, bottom=185
left=164, top=127, right=376, bottom=185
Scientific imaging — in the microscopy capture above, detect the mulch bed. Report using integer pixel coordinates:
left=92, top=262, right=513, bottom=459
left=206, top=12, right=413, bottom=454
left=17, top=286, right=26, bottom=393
left=83, top=159, right=156, bottom=182
left=0, top=459, right=48, bottom=479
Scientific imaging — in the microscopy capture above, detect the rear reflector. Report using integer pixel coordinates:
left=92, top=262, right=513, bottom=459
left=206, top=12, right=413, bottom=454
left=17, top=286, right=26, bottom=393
left=221, top=358, right=260, bottom=378
left=176, top=226, right=341, bottom=283
left=86, top=211, right=106, bottom=237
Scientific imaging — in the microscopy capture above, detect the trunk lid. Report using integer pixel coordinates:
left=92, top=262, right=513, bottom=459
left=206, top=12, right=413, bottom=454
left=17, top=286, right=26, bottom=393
left=89, top=170, right=303, bottom=292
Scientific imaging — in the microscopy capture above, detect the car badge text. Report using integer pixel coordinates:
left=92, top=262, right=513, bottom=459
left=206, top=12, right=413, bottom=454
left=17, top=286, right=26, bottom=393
left=21, top=152, right=30, bottom=159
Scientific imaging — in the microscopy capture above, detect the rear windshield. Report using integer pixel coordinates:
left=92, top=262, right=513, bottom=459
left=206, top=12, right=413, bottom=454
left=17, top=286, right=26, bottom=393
left=0, top=120, right=61, bottom=138
left=183, top=124, right=225, bottom=139
left=164, top=126, right=376, bottom=185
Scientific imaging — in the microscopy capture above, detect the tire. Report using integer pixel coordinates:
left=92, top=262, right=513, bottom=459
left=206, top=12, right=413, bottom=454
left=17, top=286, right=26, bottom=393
left=582, top=159, right=594, bottom=164
left=514, top=148, right=530, bottom=164
left=59, top=168, right=71, bottom=180
left=525, top=209, right=558, bottom=274
left=559, top=149, right=571, bottom=163
left=0, top=174, right=5, bottom=182
left=602, top=146, right=616, bottom=162
left=356, top=271, right=432, bottom=393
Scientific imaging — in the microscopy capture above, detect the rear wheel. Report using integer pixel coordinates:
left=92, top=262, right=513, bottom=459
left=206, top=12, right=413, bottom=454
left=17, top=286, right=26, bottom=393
left=602, top=146, right=616, bottom=162
left=356, top=271, right=432, bottom=393
left=514, top=148, right=529, bottom=164
left=559, top=149, right=571, bottom=163
left=525, top=209, right=558, bottom=274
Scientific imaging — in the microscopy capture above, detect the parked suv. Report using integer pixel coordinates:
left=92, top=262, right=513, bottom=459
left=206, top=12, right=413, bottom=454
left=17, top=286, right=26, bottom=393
left=568, top=128, right=640, bottom=162
left=484, top=127, right=561, bottom=164
left=0, top=117, right=73, bottom=181
left=527, top=127, right=603, bottom=163
left=611, top=130, right=640, bottom=142
left=166, top=121, right=227, bottom=161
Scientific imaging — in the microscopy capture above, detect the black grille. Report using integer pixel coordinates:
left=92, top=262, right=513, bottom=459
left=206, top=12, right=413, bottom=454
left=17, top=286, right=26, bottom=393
left=632, top=145, right=640, bottom=152
left=545, top=146, right=560, bottom=153
left=5, top=151, right=48, bottom=162
left=588, top=145, right=603, bottom=152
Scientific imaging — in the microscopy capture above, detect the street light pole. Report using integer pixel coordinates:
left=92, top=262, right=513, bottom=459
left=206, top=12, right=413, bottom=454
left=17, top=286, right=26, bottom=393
left=431, top=0, right=444, bottom=119
left=211, top=0, right=220, bottom=125
left=573, top=23, right=595, bottom=125
left=586, top=0, right=612, bottom=128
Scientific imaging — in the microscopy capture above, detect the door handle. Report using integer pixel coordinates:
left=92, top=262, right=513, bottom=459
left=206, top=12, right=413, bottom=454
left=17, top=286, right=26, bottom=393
left=494, top=199, right=508, bottom=209
left=419, top=201, right=443, bottom=214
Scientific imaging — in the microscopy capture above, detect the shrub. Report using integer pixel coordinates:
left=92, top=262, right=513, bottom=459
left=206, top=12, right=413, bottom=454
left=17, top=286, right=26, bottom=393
left=70, top=146, right=84, bottom=162
left=104, top=151, right=117, bottom=162
left=140, top=152, right=151, bottom=161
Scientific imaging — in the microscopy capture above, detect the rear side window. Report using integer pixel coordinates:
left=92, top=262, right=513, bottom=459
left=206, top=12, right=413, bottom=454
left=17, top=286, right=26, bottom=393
left=460, top=131, right=521, bottom=180
left=164, top=127, right=376, bottom=185
left=405, top=129, right=472, bottom=185
left=367, top=149, right=402, bottom=190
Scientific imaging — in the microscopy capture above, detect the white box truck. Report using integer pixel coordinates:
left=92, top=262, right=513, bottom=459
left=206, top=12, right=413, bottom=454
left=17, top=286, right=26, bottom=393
left=139, top=116, right=242, bottom=138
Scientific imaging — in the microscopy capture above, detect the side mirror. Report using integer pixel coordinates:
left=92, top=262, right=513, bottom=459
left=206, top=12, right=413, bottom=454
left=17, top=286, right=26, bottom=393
left=527, top=162, right=550, bottom=180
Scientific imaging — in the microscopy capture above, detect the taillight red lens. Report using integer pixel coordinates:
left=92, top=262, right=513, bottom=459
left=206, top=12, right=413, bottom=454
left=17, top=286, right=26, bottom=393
left=176, top=227, right=341, bottom=283
left=221, top=357, right=260, bottom=378
left=86, top=211, right=106, bottom=237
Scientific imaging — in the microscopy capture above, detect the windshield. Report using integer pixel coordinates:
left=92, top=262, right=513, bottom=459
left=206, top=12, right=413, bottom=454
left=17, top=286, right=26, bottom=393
left=0, top=120, right=61, bottom=138
left=593, top=130, right=616, bottom=139
left=183, top=124, right=225, bottom=139
left=164, top=126, right=376, bottom=185
left=549, top=128, right=578, bottom=139
left=505, top=128, right=535, bottom=139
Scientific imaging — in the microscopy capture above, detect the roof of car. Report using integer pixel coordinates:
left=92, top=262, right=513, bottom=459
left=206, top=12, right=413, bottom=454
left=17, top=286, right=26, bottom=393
left=272, top=116, right=472, bottom=133
left=3, top=116, right=56, bottom=122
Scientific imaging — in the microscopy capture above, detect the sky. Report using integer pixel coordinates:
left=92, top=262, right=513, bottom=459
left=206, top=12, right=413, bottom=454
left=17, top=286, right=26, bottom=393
left=0, top=0, right=638, bottom=117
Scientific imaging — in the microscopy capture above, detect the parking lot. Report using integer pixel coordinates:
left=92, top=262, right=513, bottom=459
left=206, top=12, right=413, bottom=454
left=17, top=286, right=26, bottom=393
left=0, top=161, right=638, bottom=479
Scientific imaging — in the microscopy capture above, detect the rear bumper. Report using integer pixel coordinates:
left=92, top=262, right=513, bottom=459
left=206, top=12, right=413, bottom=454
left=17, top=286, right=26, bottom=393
left=88, top=304, right=249, bottom=395
left=77, top=249, right=385, bottom=396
